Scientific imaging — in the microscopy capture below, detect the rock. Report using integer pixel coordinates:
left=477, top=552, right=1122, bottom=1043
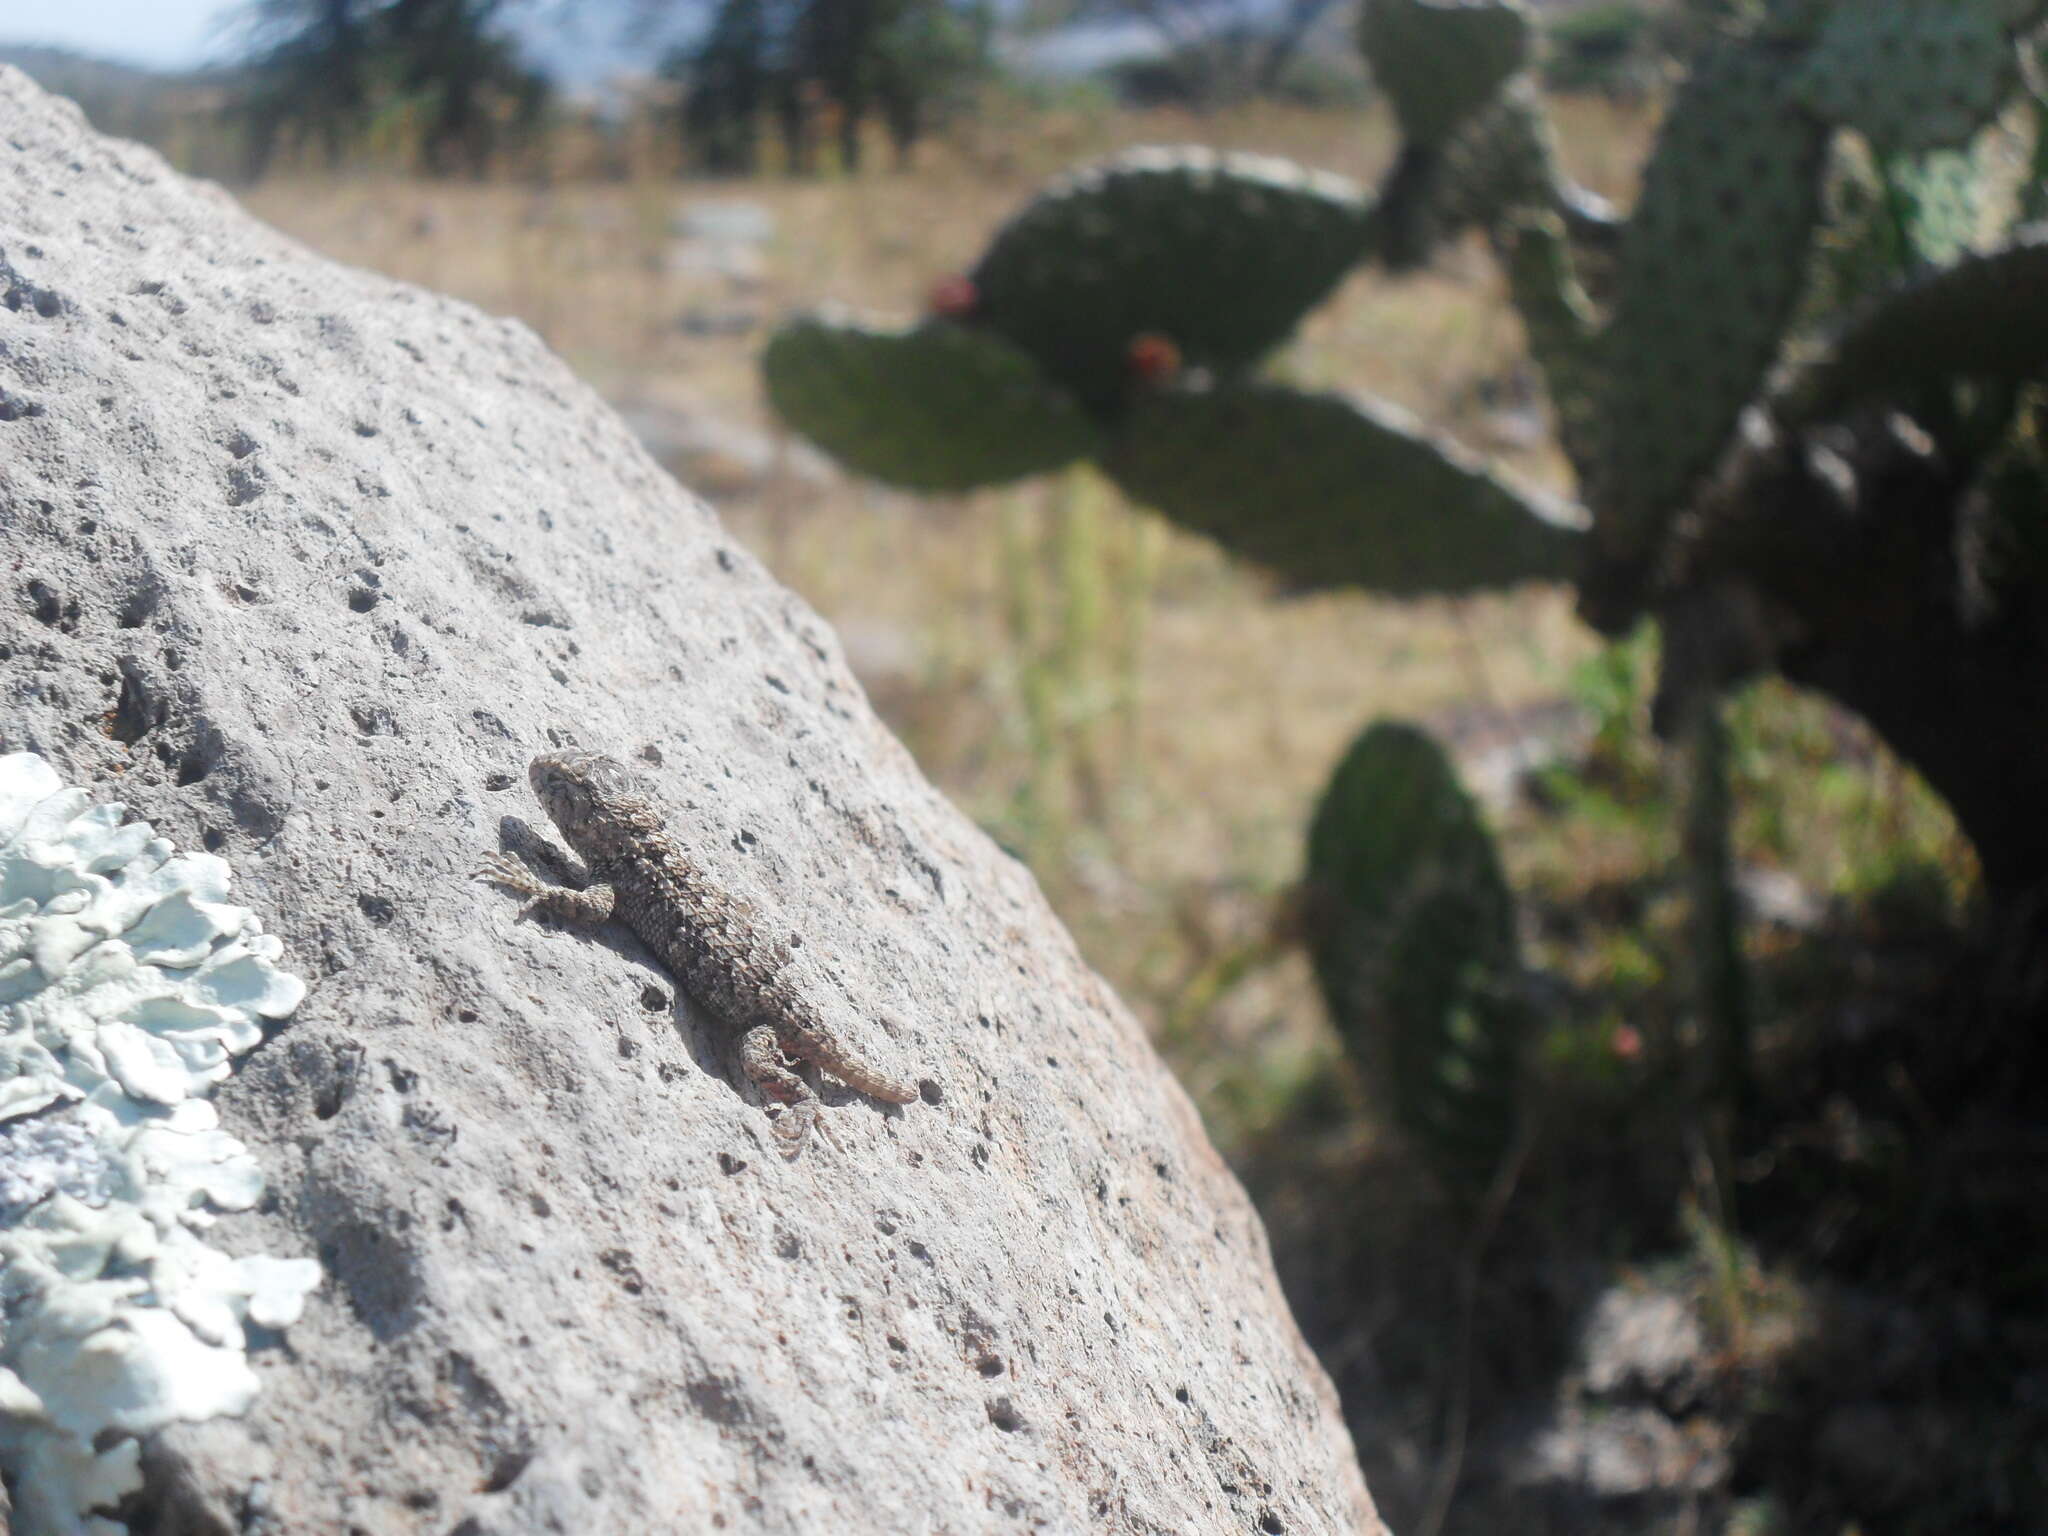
left=675, top=304, right=763, bottom=338
left=1422, top=696, right=1592, bottom=814
left=664, top=238, right=766, bottom=286
left=671, top=199, right=778, bottom=245
left=1511, top=1402, right=1729, bottom=1499
left=1734, top=864, right=1825, bottom=933
left=0, top=68, right=1381, bottom=1536
left=1578, top=1284, right=1707, bottom=1409
left=1460, top=1273, right=1731, bottom=1527
left=665, top=200, right=776, bottom=288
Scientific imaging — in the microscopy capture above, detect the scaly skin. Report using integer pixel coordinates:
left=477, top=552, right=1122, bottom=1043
left=478, top=751, right=920, bottom=1149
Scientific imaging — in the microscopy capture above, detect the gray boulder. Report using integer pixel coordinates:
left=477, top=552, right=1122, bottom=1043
left=0, top=69, right=1381, bottom=1535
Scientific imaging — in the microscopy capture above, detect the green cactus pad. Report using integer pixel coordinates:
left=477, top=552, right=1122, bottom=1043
left=1503, top=214, right=1601, bottom=479
left=1783, top=228, right=2048, bottom=422
left=763, top=311, right=1100, bottom=491
left=1359, top=0, right=1534, bottom=147
left=2024, top=90, right=2048, bottom=226
left=1761, top=0, right=1842, bottom=41
left=1305, top=721, right=1526, bottom=1192
left=1591, top=45, right=1829, bottom=561
left=969, top=147, right=1374, bottom=416
left=1967, top=411, right=2048, bottom=613
left=1439, top=80, right=1581, bottom=238
left=1376, top=79, right=1614, bottom=271
left=1793, top=0, right=2027, bottom=153
left=1102, top=383, right=1585, bottom=596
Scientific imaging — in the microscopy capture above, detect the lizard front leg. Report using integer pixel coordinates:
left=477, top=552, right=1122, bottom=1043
left=475, top=853, right=616, bottom=926
left=740, top=1023, right=820, bottom=1149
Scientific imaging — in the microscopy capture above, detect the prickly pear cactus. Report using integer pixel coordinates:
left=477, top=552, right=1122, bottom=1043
left=762, top=312, right=1100, bottom=490
left=1359, top=0, right=1533, bottom=147
left=968, top=148, right=1373, bottom=417
left=1792, top=0, right=2036, bottom=153
left=1103, top=383, right=1584, bottom=596
left=1372, top=889, right=1531, bottom=1190
left=1591, top=45, right=1830, bottom=560
left=1305, top=721, right=1527, bottom=1193
left=2024, top=92, right=2048, bottom=225
left=1759, top=0, right=1840, bottom=39
left=1503, top=213, right=1600, bottom=476
left=1369, top=62, right=1603, bottom=271
left=1436, top=80, right=1585, bottom=245
left=763, top=0, right=2045, bottom=624
left=1965, top=399, right=2048, bottom=612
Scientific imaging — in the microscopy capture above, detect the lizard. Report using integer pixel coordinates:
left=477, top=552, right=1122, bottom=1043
left=476, top=750, right=921, bottom=1149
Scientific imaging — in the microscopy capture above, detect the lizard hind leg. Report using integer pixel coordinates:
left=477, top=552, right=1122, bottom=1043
left=740, top=1023, right=821, bottom=1149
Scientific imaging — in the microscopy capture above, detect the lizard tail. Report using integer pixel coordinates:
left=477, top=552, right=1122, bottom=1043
left=811, top=1040, right=920, bottom=1104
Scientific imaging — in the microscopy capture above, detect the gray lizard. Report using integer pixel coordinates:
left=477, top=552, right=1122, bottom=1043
left=478, top=751, right=920, bottom=1148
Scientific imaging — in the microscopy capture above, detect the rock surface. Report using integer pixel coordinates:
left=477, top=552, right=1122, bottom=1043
left=0, top=70, right=1381, bottom=1535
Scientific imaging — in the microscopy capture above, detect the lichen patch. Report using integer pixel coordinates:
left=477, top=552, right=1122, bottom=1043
left=0, top=752, right=317, bottom=1536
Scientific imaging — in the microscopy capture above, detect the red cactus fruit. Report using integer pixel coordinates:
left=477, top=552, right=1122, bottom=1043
left=929, top=274, right=979, bottom=319
left=1126, top=331, right=1182, bottom=385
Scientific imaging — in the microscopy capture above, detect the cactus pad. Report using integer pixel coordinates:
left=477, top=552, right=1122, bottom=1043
left=1305, top=721, right=1526, bottom=1192
left=1102, top=382, right=1583, bottom=596
left=1503, top=213, right=1601, bottom=479
left=763, top=311, right=1100, bottom=491
left=1783, top=228, right=2048, bottom=422
left=1793, top=0, right=2026, bottom=153
left=1359, top=0, right=1533, bottom=147
left=1761, top=0, right=1841, bottom=41
left=1377, top=80, right=1610, bottom=271
left=1591, top=46, right=1829, bottom=560
left=1438, top=80, right=1577, bottom=237
left=969, top=147, right=1373, bottom=416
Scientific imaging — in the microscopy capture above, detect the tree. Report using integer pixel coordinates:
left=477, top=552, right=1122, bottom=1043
left=670, top=0, right=991, bottom=175
left=872, top=0, right=992, bottom=166
left=794, top=0, right=881, bottom=170
left=239, top=0, right=372, bottom=175
left=673, top=0, right=776, bottom=173
left=1052, top=0, right=1350, bottom=105
left=381, top=0, right=551, bottom=176
left=237, top=0, right=549, bottom=177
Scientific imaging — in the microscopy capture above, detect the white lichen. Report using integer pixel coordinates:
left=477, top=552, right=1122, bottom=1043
left=0, top=752, right=318, bottom=1536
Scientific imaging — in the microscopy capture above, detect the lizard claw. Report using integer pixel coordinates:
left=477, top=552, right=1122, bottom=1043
left=474, top=853, right=538, bottom=894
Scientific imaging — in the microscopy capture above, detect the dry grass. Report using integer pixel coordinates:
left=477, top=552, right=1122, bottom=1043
left=235, top=94, right=1965, bottom=1147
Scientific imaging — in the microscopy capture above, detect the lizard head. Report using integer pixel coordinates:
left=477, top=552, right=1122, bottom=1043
left=528, top=751, right=665, bottom=856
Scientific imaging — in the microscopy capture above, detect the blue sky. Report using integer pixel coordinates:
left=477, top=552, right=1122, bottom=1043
left=0, top=0, right=248, bottom=69
left=0, top=0, right=707, bottom=84
left=0, top=0, right=1149, bottom=82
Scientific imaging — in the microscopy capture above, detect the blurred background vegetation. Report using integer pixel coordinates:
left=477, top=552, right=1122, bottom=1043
left=6, top=2, right=2043, bottom=1531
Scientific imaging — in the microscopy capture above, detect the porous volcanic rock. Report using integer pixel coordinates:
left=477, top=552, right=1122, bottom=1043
left=0, top=69, right=1382, bottom=1536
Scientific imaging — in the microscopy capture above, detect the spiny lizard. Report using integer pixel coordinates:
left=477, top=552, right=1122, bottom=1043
left=477, top=751, right=921, bottom=1148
